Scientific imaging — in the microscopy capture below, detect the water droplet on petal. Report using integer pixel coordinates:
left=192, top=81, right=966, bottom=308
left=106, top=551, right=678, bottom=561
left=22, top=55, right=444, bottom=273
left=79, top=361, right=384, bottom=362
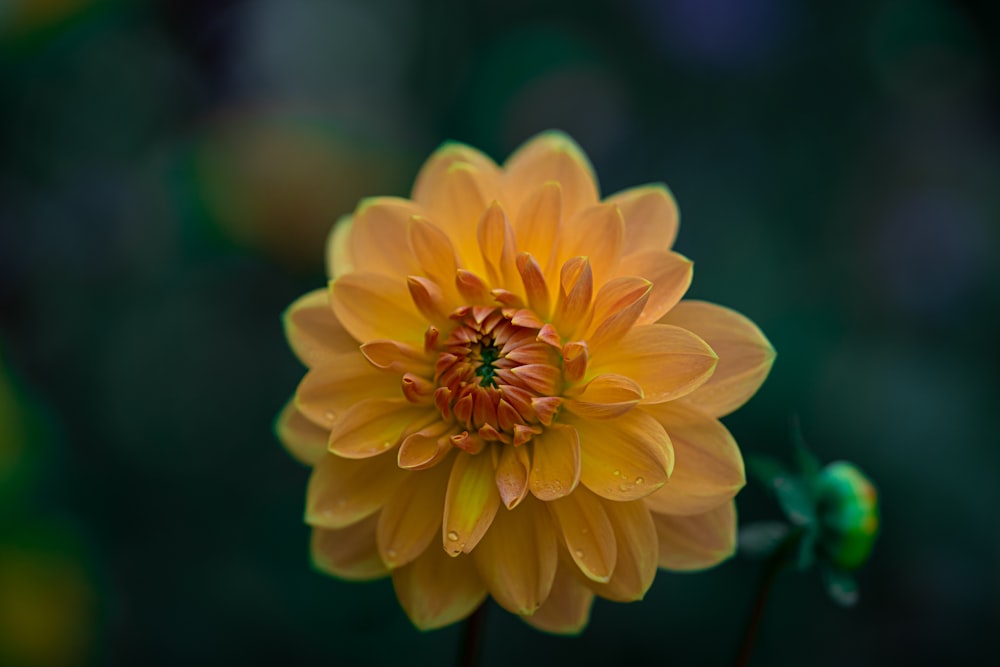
left=324, top=410, right=335, bottom=422
left=635, top=476, right=644, bottom=485
left=386, top=548, right=398, bottom=559
left=447, top=531, right=459, bottom=542
left=613, top=469, right=621, bottom=476
left=573, top=549, right=584, bottom=558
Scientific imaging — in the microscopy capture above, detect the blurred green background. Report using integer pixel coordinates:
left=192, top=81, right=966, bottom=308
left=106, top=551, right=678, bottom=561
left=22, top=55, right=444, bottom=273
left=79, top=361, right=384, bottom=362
left=1, top=0, right=998, bottom=665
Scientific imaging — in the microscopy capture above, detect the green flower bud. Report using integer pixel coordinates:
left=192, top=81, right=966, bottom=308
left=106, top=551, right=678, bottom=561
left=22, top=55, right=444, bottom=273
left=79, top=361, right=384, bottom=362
left=816, top=461, right=879, bottom=571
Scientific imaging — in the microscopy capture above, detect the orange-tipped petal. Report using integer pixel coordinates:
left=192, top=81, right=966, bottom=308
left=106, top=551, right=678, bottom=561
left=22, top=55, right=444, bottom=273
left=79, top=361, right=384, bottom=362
left=295, top=353, right=401, bottom=427
left=393, top=545, right=487, bottom=630
left=377, top=460, right=451, bottom=568
left=283, top=288, right=357, bottom=368
left=552, top=257, right=593, bottom=338
left=495, top=444, right=532, bottom=509
left=641, top=402, right=745, bottom=515
left=325, top=215, right=354, bottom=279
left=652, top=500, right=737, bottom=571
left=589, top=323, right=719, bottom=405
left=306, top=453, right=406, bottom=529
left=397, top=422, right=453, bottom=470
left=529, top=423, right=581, bottom=500
left=548, top=487, right=617, bottom=583
left=347, top=197, right=425, bottom=278
left=409, top=215, right=461, bottom=295
left=564, top=374, right=643, bottom=419
left=473, top=496, right=557, bottom=615
left=520, top=562, right=594, bottom=635
left=360, top=339, right=433, bottom=375
left=312, top=513, right=389, bottom=581
left=569, top=409, right=673, bottom=501
left=328, top=398, right=433, bottom=459
left=505, top=131, right=598, bottom=222
left=275, top=399, right=328, bottom=466
left=557, top=203, right=624, bottom=287
left=516, top=252, right=552, bottom=319
left=443, top=451, right=501, bottom=555
left=477, top=201, right=520, bottom=290
left=618, top=250, right=693, bottom=325
left=513, top=181, right=562, bottom=272
left=586, top=276, right=652, bottom=351
left=406, top=275, right=452, bottom=329
left=330, top=273, right=425, bottom=344
left=659, top=301, right=775, bottom=417
left=606, top=184, right=680, bottom=256
left=588, top=499, right=657, bottom=602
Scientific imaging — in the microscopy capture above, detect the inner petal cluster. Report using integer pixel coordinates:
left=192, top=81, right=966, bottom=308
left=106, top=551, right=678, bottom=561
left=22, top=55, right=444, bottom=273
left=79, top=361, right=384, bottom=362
left=433, top=306, right=563, bottom=452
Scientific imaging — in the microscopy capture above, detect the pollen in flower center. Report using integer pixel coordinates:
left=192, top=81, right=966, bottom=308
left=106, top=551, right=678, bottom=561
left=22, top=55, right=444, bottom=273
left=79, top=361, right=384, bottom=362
left=432, top=306, right=563, bottom=451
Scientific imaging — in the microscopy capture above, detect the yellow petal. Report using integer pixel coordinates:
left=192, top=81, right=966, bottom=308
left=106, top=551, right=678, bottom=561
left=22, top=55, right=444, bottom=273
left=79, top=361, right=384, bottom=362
left=442, top=451, right=501, bottom=555
left=392, top=545, right=487, bottom=630
left=305, top=452, right=406, bottom=528
left=408, top=215, right=461, bottom=298
left=377, top=458, right=451, bottom=568
left=585, top=276, right=652, bottom=352
left=659, top=300, right=775, bottom=417
left=477, top=201, right=521, bottom=291
left=473, top=496, right=557, bottom=615
left=513, top=182, right=562, bottom=275
left=275, top=399, right=328, bottom=466
left=347, top=197, right=424, bottom=278
left=605, top=184, right=679, bottom=256
left=325, top=215, right=354, bottom=279
left=588, top=499, right=657, bottom=602
left=589, top=324, right=718, bottom=404
left=359, top=339, right=433, bottom=375
left=311, top=513, right=389, bottom=581
left=547, top=487, right=617, bottom=583
left=330, top=273, right=426, bottom=344
left=495, top=444, right=532, bottom=509
left=416, top=162, right=494, bottom=273
left=520, top=562, right=594, bottom=635
left=283, top=288, right=358, bottom=368
left=616, top=250, right=692, bottom=325
left=552, top=257, right=593, bottom=339
left=412, top=141, right=504, bottom=209
left=652, top=500, right=738, bottom=571
left=642, top=401, right=745, bottom=515
left=328, top=398, right=433, bottom=459
left=564, top=374, right=642, bottom=420
left=529, top=423, right=581, bottom=500
left=397, top=422, right=453, bottom=470
left=557, top=203, right=624, bottom=288
left=504, top=131, right=598, bottom=222
left=295, top=353, right=400, bottom=427
left=567, top=409, right=673, bottom=501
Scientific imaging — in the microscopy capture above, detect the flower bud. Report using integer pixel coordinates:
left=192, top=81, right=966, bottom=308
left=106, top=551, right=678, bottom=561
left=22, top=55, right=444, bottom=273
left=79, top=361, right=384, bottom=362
left=816, top=461, right=879, bottom=571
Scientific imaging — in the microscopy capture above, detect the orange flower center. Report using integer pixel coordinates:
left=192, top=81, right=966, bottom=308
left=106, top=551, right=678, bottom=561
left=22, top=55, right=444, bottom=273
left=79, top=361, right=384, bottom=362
left=431, top=306, right=563, bottom=452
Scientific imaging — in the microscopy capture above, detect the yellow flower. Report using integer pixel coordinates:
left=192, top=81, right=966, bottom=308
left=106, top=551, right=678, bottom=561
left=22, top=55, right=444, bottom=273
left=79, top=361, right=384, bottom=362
left=277, top=132, right=775, bottom=634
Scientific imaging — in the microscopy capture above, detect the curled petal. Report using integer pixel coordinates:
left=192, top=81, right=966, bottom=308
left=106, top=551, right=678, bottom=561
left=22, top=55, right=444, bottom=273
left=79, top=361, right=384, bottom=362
left=505, top=131, right=599, bottom=223
left=347, top=197, right=424, bottom=278
left=360, top=339, right=433, bottom=375
left=443, top=451, right=501, bottom=555
left=275, top=399, right=328, bottom=466
left=495, top=444, right=532, bottom=509
left=588, top=500, right=657, bottom=602
left=568, top=409, right=673, bottom=501
left=328, top=398, right=434, bottom=459
left=586, top=276, right=652, bottom=351
left=306, top=452, right=407, bottom=529
left=473, top=496, right=557, bottom=615
left=618, top=250, right=693, bottom=325
left=295, top=353, right=400, bottom=427
left=659, top=301, right=775, bottom=417
left=552, top=257, right=593, bottom=339
left=521, top=561, right=594, bottom=635
left=564, top=374, right=642, bottom=420
left=652, top=500, right=738, bottom=571
left=331, top=273, right=426, bottom=344
left=393, top=544, right=487, bottom=630
left=478, top=201, right=520, bottom=291
left=529, top=423, right=581, bottom=501
left=641, top=401, right=745, bottom=515
left=312, top=513, right=389, bottom=581
left=606, top=184, right=680, bottom=256
left=548, top=488, right=617, bottom=583
left=378, top=460, right=451, bottom=568
left=516, top=252, right=552, bottom=319
left=589, top=323, right=718, bottom=404
left=283, top=288, right=357, bottom=368
left=397, top=422, right=453, bottom=470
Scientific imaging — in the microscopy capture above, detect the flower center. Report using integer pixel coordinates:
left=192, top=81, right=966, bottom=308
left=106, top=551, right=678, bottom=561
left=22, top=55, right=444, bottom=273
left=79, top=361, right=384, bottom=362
left=432, top=306, right=562, bottom=450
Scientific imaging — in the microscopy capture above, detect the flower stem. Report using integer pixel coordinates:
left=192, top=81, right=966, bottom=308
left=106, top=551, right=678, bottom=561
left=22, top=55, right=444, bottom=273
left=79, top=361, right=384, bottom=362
left=734, top=535, right=796, bottom=667
left=457, top=602, right=488, bottom=667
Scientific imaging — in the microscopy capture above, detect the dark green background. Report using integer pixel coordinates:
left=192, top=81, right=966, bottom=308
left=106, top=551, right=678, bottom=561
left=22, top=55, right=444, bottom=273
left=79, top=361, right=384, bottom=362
left=1, top=0, right=998, bottom=665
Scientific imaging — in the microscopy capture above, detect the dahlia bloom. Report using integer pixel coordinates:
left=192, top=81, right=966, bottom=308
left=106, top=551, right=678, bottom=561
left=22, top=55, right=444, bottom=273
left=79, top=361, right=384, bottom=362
left=278, top=132, right=775, bottom=633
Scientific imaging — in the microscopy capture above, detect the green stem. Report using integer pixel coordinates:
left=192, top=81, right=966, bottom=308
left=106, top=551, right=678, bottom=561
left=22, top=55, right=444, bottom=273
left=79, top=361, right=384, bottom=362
left=457, top=602, right=488, bottom=667
left=733, top=534, right=797, bottom=667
